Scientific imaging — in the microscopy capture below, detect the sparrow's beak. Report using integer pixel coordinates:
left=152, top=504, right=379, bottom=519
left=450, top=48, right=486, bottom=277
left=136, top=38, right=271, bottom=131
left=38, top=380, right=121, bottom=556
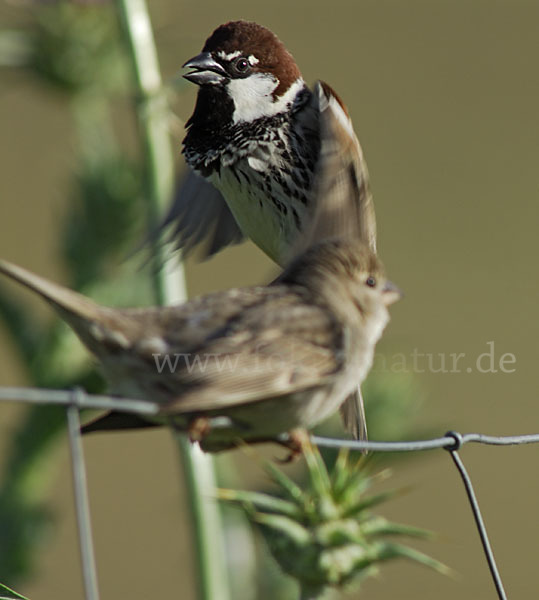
left=382, top=280, right=402, bottom=306
left=183, top=52, right=227, bottom=86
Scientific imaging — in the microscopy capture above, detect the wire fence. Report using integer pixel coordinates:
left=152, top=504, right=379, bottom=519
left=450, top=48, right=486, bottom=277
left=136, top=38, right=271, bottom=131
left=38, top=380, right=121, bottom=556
left=2, top=385, right=535, bottom=600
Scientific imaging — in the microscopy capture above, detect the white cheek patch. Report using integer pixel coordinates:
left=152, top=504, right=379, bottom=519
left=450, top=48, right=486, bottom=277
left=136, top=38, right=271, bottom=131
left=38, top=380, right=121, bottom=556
left=228, top=76, right=305, bottom=124
left=228, top=73, right=279, bottom=123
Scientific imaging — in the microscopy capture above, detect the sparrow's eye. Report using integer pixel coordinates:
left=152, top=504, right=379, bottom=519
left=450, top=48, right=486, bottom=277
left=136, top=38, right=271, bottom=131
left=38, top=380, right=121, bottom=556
left=232, top=56, right=251, bottom=74
left=365, top=276, right=377, bottom=288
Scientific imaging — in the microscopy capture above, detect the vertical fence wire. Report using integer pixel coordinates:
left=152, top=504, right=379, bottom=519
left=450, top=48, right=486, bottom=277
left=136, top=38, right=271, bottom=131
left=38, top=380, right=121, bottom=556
left=66, top=392, right=99, bottom=600
left=445, top=432, right=507, bottom=600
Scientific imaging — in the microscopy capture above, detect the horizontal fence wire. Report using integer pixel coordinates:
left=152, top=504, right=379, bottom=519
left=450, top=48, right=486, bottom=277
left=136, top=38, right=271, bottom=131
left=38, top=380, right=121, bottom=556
left=312, top=431, right=539, bottom=451
left=0, top=386, right=158, bottom=415
left=2, top=386, right=536, bottom=600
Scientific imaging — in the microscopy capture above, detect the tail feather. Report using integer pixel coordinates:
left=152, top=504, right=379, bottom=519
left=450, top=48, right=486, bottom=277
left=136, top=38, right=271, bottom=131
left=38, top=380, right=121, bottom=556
left=81, top=411, right=158, bottom=434
left=0, top=260, right=102, bottom=322
left=339, top=386, right=368, bottom=449
left=0, top=260, right=138, bottom=357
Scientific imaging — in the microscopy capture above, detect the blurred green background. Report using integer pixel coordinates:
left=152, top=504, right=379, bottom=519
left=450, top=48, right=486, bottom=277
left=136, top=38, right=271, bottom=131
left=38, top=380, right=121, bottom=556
left=1, top=0, right=538, bottom=598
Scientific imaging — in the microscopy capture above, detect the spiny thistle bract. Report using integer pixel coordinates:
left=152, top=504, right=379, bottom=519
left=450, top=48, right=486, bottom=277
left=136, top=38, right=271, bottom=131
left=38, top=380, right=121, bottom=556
left=219, top=437, right=449, bottom=598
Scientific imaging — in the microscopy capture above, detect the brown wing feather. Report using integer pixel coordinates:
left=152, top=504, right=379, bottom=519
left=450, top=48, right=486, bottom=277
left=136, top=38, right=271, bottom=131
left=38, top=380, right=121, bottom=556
left=158, top=299, right=343, bottom=413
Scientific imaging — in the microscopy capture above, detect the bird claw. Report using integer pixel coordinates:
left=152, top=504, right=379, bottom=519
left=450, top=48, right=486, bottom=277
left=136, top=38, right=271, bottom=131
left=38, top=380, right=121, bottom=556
left=187, top=414, right=238, bottom=445
left=274, top=428, right=310, bottom=463
left=187, top=416, right=212, bottom=443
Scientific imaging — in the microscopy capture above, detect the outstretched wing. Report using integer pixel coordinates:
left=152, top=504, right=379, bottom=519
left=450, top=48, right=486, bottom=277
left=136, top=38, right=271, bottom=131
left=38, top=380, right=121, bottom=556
left=291, top=81, right=376, bottom=258
left=151, top=170, right=244, bottom=258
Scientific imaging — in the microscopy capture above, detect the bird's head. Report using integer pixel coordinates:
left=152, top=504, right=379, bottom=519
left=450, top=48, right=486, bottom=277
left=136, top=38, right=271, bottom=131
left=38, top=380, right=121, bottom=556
left=279, top=238, right=401, bottom=330
left=183, top=21, right=305, bottom=125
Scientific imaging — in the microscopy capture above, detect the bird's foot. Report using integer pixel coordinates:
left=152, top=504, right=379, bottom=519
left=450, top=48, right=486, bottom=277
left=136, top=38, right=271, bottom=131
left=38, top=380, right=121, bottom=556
left=187, top=416, right=212, bottom=443
left=275, top=428, right=310, bottom=463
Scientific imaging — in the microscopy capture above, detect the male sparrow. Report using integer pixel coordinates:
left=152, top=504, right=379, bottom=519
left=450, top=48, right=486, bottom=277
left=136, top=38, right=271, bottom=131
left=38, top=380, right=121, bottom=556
left=161, top=20, right=375, bottom=263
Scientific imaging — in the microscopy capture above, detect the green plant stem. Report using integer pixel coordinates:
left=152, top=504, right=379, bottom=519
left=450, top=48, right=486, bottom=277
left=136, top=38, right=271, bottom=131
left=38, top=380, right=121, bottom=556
left=114, top=2, right=230, bottom=600
left=114, top=0, right=180, bottom=302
